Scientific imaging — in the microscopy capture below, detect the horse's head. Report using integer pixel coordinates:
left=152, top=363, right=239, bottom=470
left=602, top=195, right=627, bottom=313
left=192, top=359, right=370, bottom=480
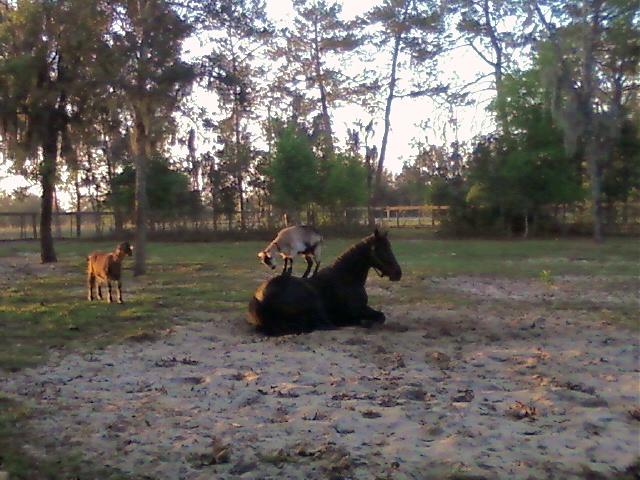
left=258, top=250, right=277, bottom=270
left=369, top=228, right=402, bottom=281
left=116, top=241, right=134, bottom=257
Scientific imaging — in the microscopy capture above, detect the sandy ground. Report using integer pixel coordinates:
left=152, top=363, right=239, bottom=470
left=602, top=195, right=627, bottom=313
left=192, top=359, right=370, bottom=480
left=2, top=265, right=640, bottom=479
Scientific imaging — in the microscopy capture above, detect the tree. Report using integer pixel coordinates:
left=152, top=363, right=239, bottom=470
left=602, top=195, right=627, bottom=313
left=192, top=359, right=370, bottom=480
left=274, top=0, right=362, bottom=159
left=108, top=0, right=195, bottom=274
left=0, top=0, right=110, bottom=262
left=268, top=125, right=319, bottom=220
left=109, top=156, right=196, bottom=221
left=453, top=0, right=534, bottom=133
left=201, top=0, right=271, bottom=230
left=363, top=0, right=447, bottom=218
left=533, top=0, right=640, bottom=241
left=322, top=153, right=368, bottom=214
left=465, top=71, right=584, bottom=235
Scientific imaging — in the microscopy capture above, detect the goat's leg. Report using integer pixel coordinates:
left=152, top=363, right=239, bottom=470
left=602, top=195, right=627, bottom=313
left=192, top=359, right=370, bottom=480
left=312, top=259, right=320, bottom=277
left=116, top=280, right=124, bottom=304
left=107, top=280, right=113, bottom=303
left=87, top=274, right=95, bottom=301
left=287, top=258, right=294, bottom=275
left=302, top=256, right=313, bottom=278
left=282, top=258, right=293, bottom=276
left=312, top=244, right=321, bottom=277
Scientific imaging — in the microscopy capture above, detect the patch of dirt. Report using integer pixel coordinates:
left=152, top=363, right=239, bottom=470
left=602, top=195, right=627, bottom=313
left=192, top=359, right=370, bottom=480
left=0, top=253, right=68, bottom=287
left=1, top=267, right=639, bottom=479
left=427, top=275, right=640, bottom=307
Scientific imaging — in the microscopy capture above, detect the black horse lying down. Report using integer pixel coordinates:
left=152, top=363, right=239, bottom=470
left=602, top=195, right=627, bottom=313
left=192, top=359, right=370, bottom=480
left=247, top=229, right=402, bottom=335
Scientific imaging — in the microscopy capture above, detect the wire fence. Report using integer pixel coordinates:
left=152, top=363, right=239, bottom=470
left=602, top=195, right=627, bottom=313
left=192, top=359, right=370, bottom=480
left=0, top=203, right=638, bottom=240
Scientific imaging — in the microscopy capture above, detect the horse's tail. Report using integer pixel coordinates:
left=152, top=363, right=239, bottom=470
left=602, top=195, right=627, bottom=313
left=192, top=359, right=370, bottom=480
left=247, top=290, right=304, bottom=336
left=247, top=295, right=264, bottom=328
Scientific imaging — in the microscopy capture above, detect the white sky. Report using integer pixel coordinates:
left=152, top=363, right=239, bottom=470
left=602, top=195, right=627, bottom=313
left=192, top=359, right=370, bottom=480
left=0, top=0, right=496, bottom=201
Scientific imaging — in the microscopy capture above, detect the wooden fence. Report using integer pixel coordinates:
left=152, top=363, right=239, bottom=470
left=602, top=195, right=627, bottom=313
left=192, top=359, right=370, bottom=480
left=0, top=203, right=638, bottom=240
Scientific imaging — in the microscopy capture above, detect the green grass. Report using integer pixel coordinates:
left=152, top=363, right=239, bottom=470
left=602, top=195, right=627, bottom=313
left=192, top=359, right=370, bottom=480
left=0, top=234, right=638, bottom=478
left=1, top=235, right=637, bottom=371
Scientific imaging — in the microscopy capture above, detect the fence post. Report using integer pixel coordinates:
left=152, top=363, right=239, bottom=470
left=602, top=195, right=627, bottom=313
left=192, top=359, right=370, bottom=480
left=32, top=214, right=38, bottom=239
left=76, top=211, right=82, bottom=237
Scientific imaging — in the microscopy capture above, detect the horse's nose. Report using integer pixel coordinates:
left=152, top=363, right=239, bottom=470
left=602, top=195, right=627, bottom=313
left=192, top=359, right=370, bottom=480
left=390, top=267, right=402, bottom=281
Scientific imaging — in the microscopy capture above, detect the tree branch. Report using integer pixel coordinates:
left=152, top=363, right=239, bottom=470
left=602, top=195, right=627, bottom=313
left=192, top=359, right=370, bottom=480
left=393, top=85, right=449, bottom=99
left=468, top=40, right=495, bottom=68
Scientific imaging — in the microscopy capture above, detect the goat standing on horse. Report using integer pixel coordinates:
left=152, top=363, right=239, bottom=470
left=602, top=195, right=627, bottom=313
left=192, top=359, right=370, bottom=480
left=249, top=228, right=402, bottom=335
left=258, top=225, right=323, bottom=278
left=87, top=241, right=133, bottom=304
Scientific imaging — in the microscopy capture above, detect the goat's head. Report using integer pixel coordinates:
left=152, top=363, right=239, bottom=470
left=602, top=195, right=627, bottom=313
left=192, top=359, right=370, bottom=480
left=116, top=241, right=134, bottom=257
left=258, top=250, right=276, bottom=269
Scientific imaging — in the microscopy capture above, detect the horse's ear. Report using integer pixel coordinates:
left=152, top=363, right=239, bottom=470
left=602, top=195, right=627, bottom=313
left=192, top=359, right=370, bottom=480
left=374, top=227, right=387, bottom=239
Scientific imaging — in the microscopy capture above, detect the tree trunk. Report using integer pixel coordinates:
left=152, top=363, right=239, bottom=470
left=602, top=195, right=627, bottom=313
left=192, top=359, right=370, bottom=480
left=481, top=0, right=508, bottom=135
left=40, top=128, right=58, bottom=263
left=375, top=32, right=402, bottom=202
left=580, top=0, right=604, bottom=242
left=313, top=16, right=334, bottom=159
left=105, top=142, right=124, bottom=234
left=233, top=82, right=246, bottom=231
left=586, top=148, right=604, bottom=242
left=133, top=112, right=148, bottom=276
left=74, top=169, right=82, bottom=237
left=53, top=187, right=62, bottom=238
left=365, top=146, right=377, bottom=228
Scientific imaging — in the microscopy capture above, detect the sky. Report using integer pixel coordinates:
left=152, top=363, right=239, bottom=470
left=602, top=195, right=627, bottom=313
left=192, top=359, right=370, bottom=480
left=0, top=0, right=495, bottom=203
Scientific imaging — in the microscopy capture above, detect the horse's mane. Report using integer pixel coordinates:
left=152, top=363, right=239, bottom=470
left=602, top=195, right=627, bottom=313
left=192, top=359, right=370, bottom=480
left=330, top=234, right=374, bottom=270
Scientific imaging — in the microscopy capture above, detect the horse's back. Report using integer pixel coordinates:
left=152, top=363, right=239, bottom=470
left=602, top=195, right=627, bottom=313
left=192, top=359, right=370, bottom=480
left=247, top=275, right=329, bottom=335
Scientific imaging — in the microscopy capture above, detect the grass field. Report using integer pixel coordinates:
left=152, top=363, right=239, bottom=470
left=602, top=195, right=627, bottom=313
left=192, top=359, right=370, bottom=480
left=0, top=235, right=638, bottom=479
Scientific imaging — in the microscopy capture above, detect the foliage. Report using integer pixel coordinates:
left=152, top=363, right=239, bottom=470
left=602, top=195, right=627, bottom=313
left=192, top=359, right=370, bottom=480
left=602, top=117, right=640, bottom=202
left=322, top=153, right=369, bottom=210
left=273, top=0, right=363, bottom=158
left=0, top=0, right=113, bottom=261
left=0, top=0, right=638, bottom=241
left=0, top=192, right=40, bottom=213
left=268, top=125, right=320, bottom=214
left=363, top=0, right=448, bottom=199
left=109, top=157, right=198, bottom=219
left=533, top=0, right=640, bottom=240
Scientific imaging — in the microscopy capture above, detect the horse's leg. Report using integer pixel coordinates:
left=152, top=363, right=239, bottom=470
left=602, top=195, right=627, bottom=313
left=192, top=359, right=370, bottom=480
left=360, top=305, right=386, bottom=327
left=340, top=289, right=385, bottom=327
left=302, top=255, right=313, bottom=278
left=281, top=258, right=289, bottom=276
left=312, top=259, right=320, bottom=277
left=107, top=280, right=113, bottom=303
left=97, top=282, right=103, bottom=300
left=313, top=308, right=334, bottom=331
left=303, top=296, right=333, bottom=332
